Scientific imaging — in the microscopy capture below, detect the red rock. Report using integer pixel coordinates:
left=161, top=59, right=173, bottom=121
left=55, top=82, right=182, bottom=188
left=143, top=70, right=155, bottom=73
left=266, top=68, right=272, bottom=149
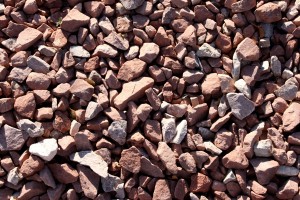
left=222, top=146, right=249, bottom=169
left=250, top=158, right=280, bottom=185
left=214, top=129, right=234, bottom=150
left=23, top=0, right=38, bottom=14
left=154, top=27, right=171, bottom=47
left=231, top=0, right=256, bottom=13
left=84, top=1, right=105, bottom=18
left=77, top=165, right=100, bottom=199
left=48, top=163, right=78, bottom=184
left=139, top=42, right=160, bottom=64
left=174, top=179, right=189, bottom=200
left=186, top=104, right=209, bottom=126
left=201, top=73, right=221, bottom=97
left=179, top=152, right=197, bottom=173
left=194, top=5, right=214, bottom=22
left=26, top=72, right=51, bottom=90
left=190, top=173, right=212, bottom=193
left=15, top=27, right=43, bottom=51
left=216, top=32, right=232, bottom=53
left=157, top=142, right=178, bottom=174
left=153, top=179, right=172, bottom=200
left=117, top=58, right=147, bottom=81
left=18, top=181, right=46, bottom=200
left=282, top=102, right=300, bottom=132
left=236, top=38, right=260, bottom=61
left=0, top=98, right=14, bottom=113
left=276, top=177, right=299, bottom=199
left=53, top=111, right=71, bottom=133
left=254, top=3, right=282, bottom=23
left=136, top=103, right=152, bottom=122
left=104, top=31, right=129, bottom=50
left=20, top=155, right=44, bottom=177
left=70, top=79, right=94, bottom=101
left=114, top=77, right=154, bottom=110
left=61, top=9, right=90, bottom=32
left=119, top=146, right=142, bottom=173
left=0, top=48, right=9, bottom=67
left=14, top=93, right=36, bottom=119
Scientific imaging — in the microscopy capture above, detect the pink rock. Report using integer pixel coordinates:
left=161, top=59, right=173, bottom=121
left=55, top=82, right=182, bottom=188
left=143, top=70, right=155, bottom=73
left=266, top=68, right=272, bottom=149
left=61, top=9, right=90, bottom=32
left=14, top=93, right=36, bottom=119
left=236, top=38, right=260, bottom=61
left=153, top=179, right=172, bottom=200
left=190, top=173, right=212, bottom=193
left=117, top=58, right=147, bottom=81
left=15, top=27, right=43, bottom=51
left=254, top=3, right=282, bottom=23
left=282, top=102, right=300, bottom=132
left=119, top=146, right=142, bottom=173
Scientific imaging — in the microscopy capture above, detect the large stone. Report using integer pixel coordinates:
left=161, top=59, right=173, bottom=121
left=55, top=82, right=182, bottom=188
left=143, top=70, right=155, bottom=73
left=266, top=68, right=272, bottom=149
left=77, top=165, right=100, bottom=199
left=70, top=151, right=108, bottom=178
left=157, top=142, right=178, bottom=174
left=48, top=163, right=78, bottom=184
left=236, top=38, right=260, bottom=61
left=29, top=138, right=58, bottom=161
left=197, top=43, right=221, bottom=58
left=171, top=120, right=188, bottom=144
left=201, top=73, right=221, bottom=97
left=222, top=146, right=249, bottom=169
left=190, top=173, right=212, bottom=193
left=70, top=79, right=94, bottom=101
left=61, top=9, right=90, bottom=32
left=17, top=119, right=44, bottom=137
left=250, top=158, right=280, bottom=185
left=0, top=98, right=14, bottom=113
left=161, top=118, right=176, bottom=143
left=117, top=59, right=147, bottom=81
left=108, top=120, right=127, bottom=145
left=15, top=28, right=42, bottom=51
left=120, top=0, right=145, bottom=10
left=226, top=93, right=255, bottom=120
left=140, top=156, right=164, bottom=178
left=92, top=44, right=118, bottom=57
left=282, top=102, right=300, bottom=132
left=0, top=125, right=28, bottom=151
left=275, top=81, right=298, bottom=101
left=114, top=77, right=154, bottom=110
left=27, top=55, right=50, bottom=74
left=104, top=31, right=129, bottom=50
left=70, top=46, right=90, bottom=58
left=153, top=179, right=172, bottom=200
left=119, top=146, right=141, bottom=173
left=14, top=93, right=36, bottom=119
left=139, top=43, right=160, bottom=63
left=18, top=181, right=46, bottom=200
left=254, top=2, right=282, bottom=23
left=20, top=155, right=44, bottom=177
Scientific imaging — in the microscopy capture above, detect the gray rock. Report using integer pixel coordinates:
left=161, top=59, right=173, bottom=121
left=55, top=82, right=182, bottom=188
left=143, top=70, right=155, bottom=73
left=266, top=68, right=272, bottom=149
left=161, top=118, right=176, bottom=143
left=276, top=166, right=299, bottom=176
left=275, top=81, right=298, bottom=101
left=232, top=51, right=242, bottom=80
left=254, top=139, right=272, bottom=157
left=38, top=45, right=57, bottom=57
left=171, top=120, right=187, bottom=144
left=0, top=124, right=28, bottom=151
left=204, top=141, right=222, bottom=155
left=70, top=151, right=108, bottom=178
left=226, top=93, right=255, bottom=120
left=27, top=55, right=50, bottom=74
left=85, top=101, right=103, bottom=121
left=101, top=174, right=125, bottom=198
left=120, top=0, right=145, bottom=10
left=1, top=38, right=17, bottom=51
left=7, top=167, right=22, bottom=185
left=70, top=46, right=90, bottom=58
left=108, top=120, right=127, bottom=145
left=198, top=127, right=215, bottom=140
left=39, top=166, right=56, bottom=188
left=197, top=43, right=221, bottom=58
left=234, top=79, right=252, bottom=99
left=104, top=31, right=129, bottom=50
left=8, top=66, right=32, bottom=83
left=17, top=119, right=44, bottom=137
left=271, top=56, right=281, bottom=77
left=98, top=16, right=115, bottom=35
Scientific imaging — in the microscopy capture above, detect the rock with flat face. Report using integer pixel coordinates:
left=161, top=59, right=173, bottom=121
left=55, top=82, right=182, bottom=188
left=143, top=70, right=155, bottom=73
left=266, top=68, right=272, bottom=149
left=70, top=79, right=94, bottom=101
left=77, top=165, right=100, bottom=199
left=17, top=119, right=44, bottom=137
left=117, top=58, right=146, bottom=81
left=236, top=38, right=260, bottom=61
left=70, top=151, right=108, bottom=178
left=114, top=77, right=154, bottom=110
left=197, top=43, right=221, bottom=58
left=61, top=9, right=90, bottom=32
left=250, top=158, right=279, bottom=185
left=157, top=142, right=178, bottom=174
left=161, top=118, right=176, bottom=143
left=119, top=146, right=141, bottom=173
left=14, top=93, right=36, bottom=119
left=29, top=138, right=58, bottom=161
left=15, top=28, right=42, bottom=51
left=254, top=2, right=282, bottom=23
left=0, top=125, right=28, bottom=151
left=70, top=46, right=90, bottom=58
left=140, top=156, right=164, bottom=178
left=282, top=102, right=300, bottom=132
left=108, top=120, right=127, bottom=145
left=120, top=0, right=145, bottom=10
left=226, top=93, right=255, bottom=120
left=27, top=55, right=50, bottom=74
left=104, top=31, right=129, bottom=50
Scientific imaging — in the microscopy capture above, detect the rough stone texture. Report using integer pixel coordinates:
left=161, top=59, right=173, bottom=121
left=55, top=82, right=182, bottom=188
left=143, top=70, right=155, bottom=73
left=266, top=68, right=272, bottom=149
left=153, top=179, right=172, bottom=200
left=48, top=163, right=79, bottom=184
left=77, top=165, right=100, bottom=199
left=108, top=120, right=127, bottom=145
left=29, top=138, right=58, bottom=161
left=70, top=79, right=94, bottom=101
left=250, top=158, right=280, bottom=185
left=282, top=102, right=300, bottom=132
left=15, top=28, right=43, bottom=51
left=14, top=93, right=36, bottom=119
left=190, top=173, right=212, bottom=193
left=117, top=59, right=147, bottom=81
left=226, top=93, right=255, bottom=120
left=254, top=3, right=282, bottom=23
left=236, top=38, right=260, bottom=61
left=157, top=142, right=178, bottom=174
left=0, top=124, right=28, bottom=151
left=119, top=146, right=141, bottom=173
left=61, top=9, right=90, bottom=32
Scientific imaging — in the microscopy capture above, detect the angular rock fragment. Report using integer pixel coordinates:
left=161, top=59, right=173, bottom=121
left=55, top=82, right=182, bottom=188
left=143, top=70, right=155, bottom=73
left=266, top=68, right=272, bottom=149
left=157, top=142, right=178, bottom=174
left=161, top=117, right=176, bottom=143
left=197, top=43, right=221, bottom=58
left=29, top=138, right=58, bottom=161
left=120, top=0, right=145, bottom=10
left=108, top=120, right=127, bottom=145
left=226, top=93, right=255, bottom=120
left=250, top=158, right=280, bottom=185
left=117, top=58, right=146, bottom=81
left=104, top=31, right=129, bottom=50
left=70, top=46, right=90, bottom=58
left=0, top=125, right=28, bottom=151
left=15, top=28, right=42, bottom=51
left=70, top=79, right=94, bottom=101
left=119, top=146, right=141, bottom=173
left=101, top=174, right=125, bottom=199
left=77, top=165, right=100, bottom=199
left=254, top=3, right=282, bottom=23
left=61, top=9, right=90, bottom=32
left=70, top=151, right=108, bottom=178
left=282, top=102, right=300, bottom=132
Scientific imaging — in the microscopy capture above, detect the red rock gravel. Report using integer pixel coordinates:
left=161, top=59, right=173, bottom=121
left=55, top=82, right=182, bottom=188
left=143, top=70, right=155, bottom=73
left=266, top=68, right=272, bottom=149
left=1, top=0, right=300, bottom=199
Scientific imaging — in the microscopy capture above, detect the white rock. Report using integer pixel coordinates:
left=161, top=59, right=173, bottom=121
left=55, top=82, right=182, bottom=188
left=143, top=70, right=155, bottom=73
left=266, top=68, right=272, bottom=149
left=160, top=101, right=170, bottom=112
left=29, top=138, right=58, bottom=161
left=98, top=16, right=115, bottom=35
left=161, top=118, right=176, bottom=143
left=254, top=139, right=272, bottom=157
left=70, top=46, right=90, bottom=58
left=171, top=120, right=187, bottom=144
left=276, top=166, right=299, bottom=176
left=223, top=169, right=236, bottom=184
left=197, top=43, right=221, bottom=58
left=70, top=150, right=108, bottom=178
left=190, top=193, right=200, bottom=200
left=38, top=45, right=57, bottom=56
left=17, top=119, right=44, bottom=138
left=70, top=120, right=81, bottom=136
left=282, top=69, right=293, bottom=80
left=218, top=95, right=230, bottom=117
left=204, top=141, right=222, bottom=155
left=234, top=79, right=251, bottom=99
left=260, top=60, right=270, bottom=74
left=232, top=51, right=241, bottom=80
left=7, top=167, right=22, bottom=185
left=85, top=101, right=103, bottom=121
left=124, top=45, right=139, bottom=60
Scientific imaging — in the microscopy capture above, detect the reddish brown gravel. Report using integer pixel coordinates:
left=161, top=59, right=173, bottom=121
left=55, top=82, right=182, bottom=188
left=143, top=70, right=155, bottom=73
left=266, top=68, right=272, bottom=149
left=1, top=0, right=300, bottom=199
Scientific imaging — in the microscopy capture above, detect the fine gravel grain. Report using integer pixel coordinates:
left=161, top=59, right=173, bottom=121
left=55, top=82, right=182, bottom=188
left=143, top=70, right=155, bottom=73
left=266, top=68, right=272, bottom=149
left=1, top=0, right=300, bottom=199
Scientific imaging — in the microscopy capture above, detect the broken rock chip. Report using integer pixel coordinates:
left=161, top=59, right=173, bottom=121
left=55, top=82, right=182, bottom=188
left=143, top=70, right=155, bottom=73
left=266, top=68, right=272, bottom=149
left=254, top=2, right=282, bottom=23
left=157, top=142, right=178, bottom=174
left=14, top=93, right=36, bottom=119
left=77, top=165, right=100, bottom=199
left=236, top=38, right=260, bottom=61
left=70, top=46, right=90, bottom=58
left=250, top=158, right=280, bottom=185
left=15, top=27, right=43, bottom=51
left=140, top=156, right=164, bottom=178
left=161, top=117, right=176, bottom=143
left=139, top=42, right=160, bottom=64
left=101, top=174, right=125, bottom=199
left=17, top=119, right=44, bottom=137
left=226, top=93, right=255, bottom=120
left=197, top=43, right=221, bottom=58
left=29, top=138, right=58, bottom=161
left=119, top=146, right=141, bottom=173
left=27, top=55, right=50, bottom=74
left=61, top=9, right=90, bottom=32
left=70, top=150, right=108, bottom=178
left=108, top=120, right=127, bottom=145
left=0, top=124, right=28, bottom=151
left=117, top=58, right=147, bottom=81
left=70, top=79, right=94, bottom=101
left=171, top=119, right=187, bottom=144
left=222, top=146, right=249, bottom=169
left=282, top=102, right=300, bottom=132
left=104, top=31, right=129, bottom=50
left=120, top=0, right=145, bottom=10
left=92, top=44, right=118, bottom=57
left=114, top=77, right=154, bottom=110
